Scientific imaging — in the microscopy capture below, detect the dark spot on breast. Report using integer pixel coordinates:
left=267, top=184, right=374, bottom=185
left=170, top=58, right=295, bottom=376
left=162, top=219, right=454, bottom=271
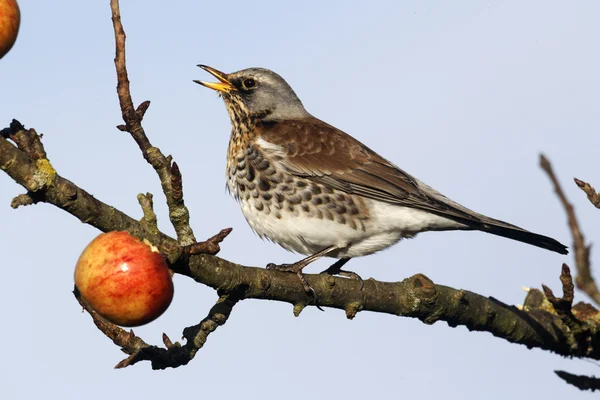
left=262, top=192, right=272, bottom=201
left=239, top=184, right=246, bottom=192
left=348, top=220, right=357, bottom=230
left=338, top=215, right=346, bottom=224
left=275, top=192, right=284, bottom=203
left=287, top=195, right=302, bottom=205
left=310, top=185, right=322, bottom=195
left=256, top=159, right=269, bottom=170
left=296, top=180, right=307, bottom=188
left=236, top=160, right=246, bottom=170
left=255, top=202, right=264, bottom=211
left=271, top=173, right=283, bottom=183
left=336, top=194, right=345, bottom=201
left=324, top=211, right=334, bottom=220
left=302, top=191, right=312, bottom=201
left=336, top=205, right=347, bottom=214
left=322, top=196, right=330, bottom=204
left=247, top=165, right=255, bottom=181
left=349, top=206, right=359, bottom=215
left=313, top=197, right=323, bottom=205
left=301, top=204, right=310, bottom=213
left=275, top=212, right=282, bottom=219
left=315, top=210, right=323, bottom=219
left=247, top=148, right=258, bottom=159
left=259, top=178, right=270, bottom=191
left=288, top=205, right=295, bottom=212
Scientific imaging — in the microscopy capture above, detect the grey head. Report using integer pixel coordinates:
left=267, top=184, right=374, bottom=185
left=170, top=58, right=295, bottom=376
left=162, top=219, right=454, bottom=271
left=194, top=65, right=310, bottom=121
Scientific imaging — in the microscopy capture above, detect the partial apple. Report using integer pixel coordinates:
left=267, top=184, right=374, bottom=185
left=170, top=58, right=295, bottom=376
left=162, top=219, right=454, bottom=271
left=0, top=0, right=20, bottom=59
left=74, top=231, right=174, bottom=327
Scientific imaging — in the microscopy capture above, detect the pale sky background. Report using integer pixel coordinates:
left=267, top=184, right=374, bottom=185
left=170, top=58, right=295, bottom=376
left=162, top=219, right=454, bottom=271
left=1, top=1, right=599, bottom=398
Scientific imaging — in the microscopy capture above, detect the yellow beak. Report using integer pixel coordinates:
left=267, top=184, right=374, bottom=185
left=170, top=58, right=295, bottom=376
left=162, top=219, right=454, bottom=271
left=194, top=65, right=236, bottom=92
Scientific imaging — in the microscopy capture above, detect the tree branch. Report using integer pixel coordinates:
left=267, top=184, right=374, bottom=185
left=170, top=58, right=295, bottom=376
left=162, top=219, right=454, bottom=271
left=540, top=154, right=600, bottom=306
left=3, top=127, right=600, bottom=368
left=110, top=0, right=195, bottom=246
left=74, top=285, right=241, bottom=370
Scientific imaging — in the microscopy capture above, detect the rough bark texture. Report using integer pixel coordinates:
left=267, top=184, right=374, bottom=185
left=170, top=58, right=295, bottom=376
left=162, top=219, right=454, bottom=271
left=2, top=124, right=599, bottom=370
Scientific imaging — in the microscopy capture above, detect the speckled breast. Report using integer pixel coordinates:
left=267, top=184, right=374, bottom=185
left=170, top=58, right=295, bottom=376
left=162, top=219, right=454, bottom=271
left=226, top=137, right=370, bottom=236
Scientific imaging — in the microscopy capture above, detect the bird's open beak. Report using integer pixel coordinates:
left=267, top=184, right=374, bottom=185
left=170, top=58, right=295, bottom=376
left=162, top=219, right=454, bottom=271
left=194, top=65, right=236, bottom=92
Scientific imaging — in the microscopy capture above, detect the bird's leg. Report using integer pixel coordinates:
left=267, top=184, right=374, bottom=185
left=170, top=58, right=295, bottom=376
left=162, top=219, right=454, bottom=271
left=266, top=246, right=338, bottom=304
left=320, top=258, right=364, bottom=290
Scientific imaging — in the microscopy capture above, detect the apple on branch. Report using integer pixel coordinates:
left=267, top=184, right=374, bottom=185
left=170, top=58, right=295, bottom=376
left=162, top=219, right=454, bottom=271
left=0, top=0, right=20, bottom=59
left=74, top=231, right=174, bottom=327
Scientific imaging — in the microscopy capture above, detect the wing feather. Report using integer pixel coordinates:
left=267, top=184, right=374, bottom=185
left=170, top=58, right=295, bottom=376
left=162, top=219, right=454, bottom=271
left=252, top=117, right=568, bottom=255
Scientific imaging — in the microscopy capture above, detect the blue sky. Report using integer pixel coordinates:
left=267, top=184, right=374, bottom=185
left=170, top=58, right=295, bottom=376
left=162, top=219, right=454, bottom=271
left=1, top=1, right=599, bottom=398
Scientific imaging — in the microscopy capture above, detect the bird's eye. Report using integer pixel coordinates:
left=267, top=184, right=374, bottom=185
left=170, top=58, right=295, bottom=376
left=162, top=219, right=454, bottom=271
left=242, top=78, right=256, bottom=89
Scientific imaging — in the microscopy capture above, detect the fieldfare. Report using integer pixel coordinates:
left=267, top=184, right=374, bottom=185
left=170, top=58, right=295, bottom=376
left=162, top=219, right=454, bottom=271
left=195, top=65, right=567, bottom=299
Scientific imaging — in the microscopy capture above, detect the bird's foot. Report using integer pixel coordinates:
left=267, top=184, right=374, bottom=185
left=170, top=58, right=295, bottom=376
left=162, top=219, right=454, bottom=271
left=320, top=259, right=364, bottom=290
left=266, top=262, right=322, bottom=310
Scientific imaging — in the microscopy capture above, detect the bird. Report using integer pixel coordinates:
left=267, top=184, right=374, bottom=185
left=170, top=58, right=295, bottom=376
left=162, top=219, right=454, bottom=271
left=194, top=65, right=568, bottom=299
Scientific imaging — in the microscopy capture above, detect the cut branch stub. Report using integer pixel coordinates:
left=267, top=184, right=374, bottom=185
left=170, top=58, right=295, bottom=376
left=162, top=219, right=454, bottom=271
left=183, top=228, right=233, bottom=257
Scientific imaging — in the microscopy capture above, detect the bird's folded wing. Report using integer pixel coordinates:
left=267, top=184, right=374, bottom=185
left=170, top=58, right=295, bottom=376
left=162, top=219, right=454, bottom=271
left=255, top=117, right=520, bottom=229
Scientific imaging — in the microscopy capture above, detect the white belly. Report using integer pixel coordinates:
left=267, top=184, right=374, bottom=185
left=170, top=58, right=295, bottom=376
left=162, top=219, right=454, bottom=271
left=236, top=195, right=463, bottom=258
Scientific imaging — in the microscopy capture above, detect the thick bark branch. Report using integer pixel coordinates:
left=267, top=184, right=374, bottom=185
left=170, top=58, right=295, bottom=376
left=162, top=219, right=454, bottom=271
left=2, top=127, right=600, bottom=368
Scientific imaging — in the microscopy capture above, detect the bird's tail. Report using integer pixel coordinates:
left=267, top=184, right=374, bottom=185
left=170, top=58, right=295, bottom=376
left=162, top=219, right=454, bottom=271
left=475, top=221, right=568, bottom=255
left=405, top=180, right=568, bottom=254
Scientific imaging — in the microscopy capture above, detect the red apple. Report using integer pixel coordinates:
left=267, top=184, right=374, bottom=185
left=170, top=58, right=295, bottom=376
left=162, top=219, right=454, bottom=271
left=0, top=0, right=20, bottom=59
left=74, top=231, right=174, bottom=327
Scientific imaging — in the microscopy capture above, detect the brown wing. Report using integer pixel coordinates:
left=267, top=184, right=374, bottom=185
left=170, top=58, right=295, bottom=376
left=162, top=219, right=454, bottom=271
left=255, top=116, right=482, bottom=223
left=253, top=116, right=568, bottom=255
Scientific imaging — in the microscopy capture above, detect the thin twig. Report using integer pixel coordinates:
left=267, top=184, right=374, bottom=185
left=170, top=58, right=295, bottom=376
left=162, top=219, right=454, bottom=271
left=74, top=287, right=150, bottom=356
left=74, top=284, right=240, bottom=370
left=540, top=154, right=600, bottom=306
left=574, top=178, right=600, bottom=209
left=541, top=264, right=580, bottom=330
left=109, top=0, right=195, bottom=246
